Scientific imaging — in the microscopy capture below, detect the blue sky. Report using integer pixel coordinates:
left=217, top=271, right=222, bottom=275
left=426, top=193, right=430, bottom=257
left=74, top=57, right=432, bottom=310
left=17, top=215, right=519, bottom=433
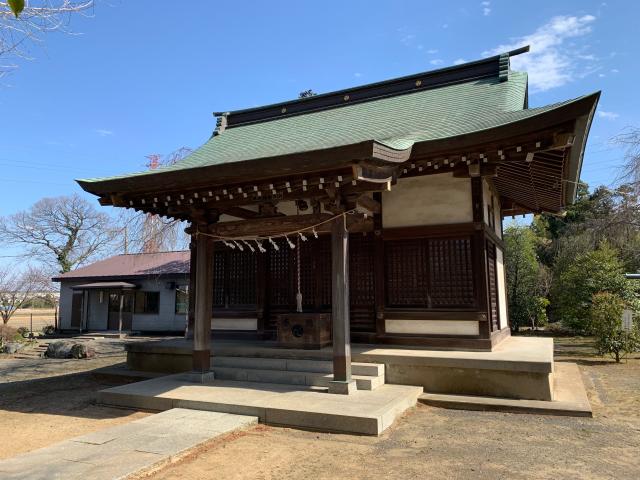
left=0, top=0, right=636, bottom=220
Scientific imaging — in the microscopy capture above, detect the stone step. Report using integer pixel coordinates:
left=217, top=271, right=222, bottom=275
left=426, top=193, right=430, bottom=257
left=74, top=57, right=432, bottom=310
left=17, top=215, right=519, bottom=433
left=212, top=355, right=384, bottom=377
left=211, top=366, right=384, bottom=391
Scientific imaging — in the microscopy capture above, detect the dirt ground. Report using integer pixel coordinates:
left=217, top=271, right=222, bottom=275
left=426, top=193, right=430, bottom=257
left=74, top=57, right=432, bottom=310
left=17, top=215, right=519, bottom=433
left=0, top=336, right=638, bottom=479
left=0, top=337, right=150, bottom=460
left=144, top=337, right=640, bottom=480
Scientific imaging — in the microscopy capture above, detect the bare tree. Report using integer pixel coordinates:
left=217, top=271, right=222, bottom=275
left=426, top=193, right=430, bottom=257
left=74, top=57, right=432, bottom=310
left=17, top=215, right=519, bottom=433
left=0, top=194, right=118, bottom=273
left=0, top=1, right=94, bottom=78
left=616, top=127, right=640, bottom=194
left=0, top=265, right=44, bottom=324
left=115, top=147, right=192, bottom=254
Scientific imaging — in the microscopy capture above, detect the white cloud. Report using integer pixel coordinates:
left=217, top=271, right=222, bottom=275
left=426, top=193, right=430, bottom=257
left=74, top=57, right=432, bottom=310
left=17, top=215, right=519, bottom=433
left=597, top=110, right=619, bottom=120
left=354, top=72, right=362, bottom=78
left=400, top=33, right=416, bottom=46
left=481, top=1, right=491, bottom=16
left=453, top=58, right=467, bottom=65
left=95, top=129, right=113, bottom=137
left=430, top=59, right=444, bottom=66
left=484, top=15, right=597, bottom=93
left=427, top=48, right=438, bottom=54
left=611, top=68, right=619, bottom=73
left=598, top=73, right=605, bottom=78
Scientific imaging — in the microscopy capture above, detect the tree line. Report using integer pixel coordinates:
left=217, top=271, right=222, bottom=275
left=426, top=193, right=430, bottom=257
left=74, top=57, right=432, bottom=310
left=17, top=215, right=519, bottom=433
left=504, top=128, right=640, bottom=360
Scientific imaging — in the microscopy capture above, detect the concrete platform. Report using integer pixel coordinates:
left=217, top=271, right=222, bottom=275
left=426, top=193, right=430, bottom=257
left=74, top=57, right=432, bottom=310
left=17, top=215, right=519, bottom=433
left=0, top=408, right=257, bottom=480
left=419, top=363, right=591, bottom=417
left=98, top=375, right=422, bottom=436
left=126, top=336, right=555, bottom=401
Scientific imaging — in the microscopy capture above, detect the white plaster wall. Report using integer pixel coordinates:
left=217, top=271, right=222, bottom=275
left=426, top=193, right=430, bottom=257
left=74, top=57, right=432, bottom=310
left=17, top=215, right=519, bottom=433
left=482, top=178, right=502, bottom=238
left=496, top=247, right=508, bottom=330
left=385, top=319, right=479, bottom=336
left=382, top=173, right=472, bottom=228
left=212, top=318, right=257, bottom=331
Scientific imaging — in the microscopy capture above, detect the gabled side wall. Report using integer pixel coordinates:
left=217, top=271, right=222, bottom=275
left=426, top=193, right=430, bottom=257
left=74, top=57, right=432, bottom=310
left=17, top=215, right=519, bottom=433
left=374, top=172, right=510, bottom=349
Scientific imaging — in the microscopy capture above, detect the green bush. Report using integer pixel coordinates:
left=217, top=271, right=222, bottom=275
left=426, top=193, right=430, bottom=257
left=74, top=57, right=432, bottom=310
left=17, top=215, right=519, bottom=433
left=554, top=243, right=638, bottom=334
left=591, top=292, right=640, bottom=363
left=16, top=326, right=29, bottom=337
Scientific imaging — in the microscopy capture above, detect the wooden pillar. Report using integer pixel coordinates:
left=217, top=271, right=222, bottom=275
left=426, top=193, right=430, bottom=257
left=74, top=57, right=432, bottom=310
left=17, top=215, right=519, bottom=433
left=471, top=177, right=491, bottom=339
left=118, top=292, right=124, bottom=336
left=81, top=290, right=89, bottom=333
left=372, top=192, right=385, bottom=337
left=185, top=236, right=198, bottom=339
left=193, top=233, right=214, bottom=373
left=330, top=215, right=355, bottom=393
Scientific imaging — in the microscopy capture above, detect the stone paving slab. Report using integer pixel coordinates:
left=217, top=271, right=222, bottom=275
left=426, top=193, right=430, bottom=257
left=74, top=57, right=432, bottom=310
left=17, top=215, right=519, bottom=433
left=0, top=408, right=257, bottom=480
left=98, top=375, right=423, bottom=435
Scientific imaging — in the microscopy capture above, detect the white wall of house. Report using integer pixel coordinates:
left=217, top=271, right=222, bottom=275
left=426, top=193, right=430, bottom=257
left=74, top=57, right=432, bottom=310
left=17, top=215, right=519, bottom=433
left=57, top=276, right=188, bottom=332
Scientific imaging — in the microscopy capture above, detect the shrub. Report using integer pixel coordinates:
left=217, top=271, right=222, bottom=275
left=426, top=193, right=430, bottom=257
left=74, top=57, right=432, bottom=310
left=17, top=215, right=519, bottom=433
left=42, top=325, right=55, bottom=336
left=591, top=292, right=640, bottom=363
left=16, top=326, right=29, bottom=337
left=554, top=243, right=638, bottom=334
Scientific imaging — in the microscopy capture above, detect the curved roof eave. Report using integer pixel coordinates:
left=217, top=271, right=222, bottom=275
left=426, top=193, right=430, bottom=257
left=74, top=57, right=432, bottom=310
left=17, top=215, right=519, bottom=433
left=77, top=92, right=600, bottom=199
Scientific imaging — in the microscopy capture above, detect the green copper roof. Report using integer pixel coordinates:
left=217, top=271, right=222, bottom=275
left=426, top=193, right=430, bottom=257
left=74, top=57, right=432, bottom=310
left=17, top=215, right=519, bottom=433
left=80, top=69, right=531, bottom=184
left=77, top=52, right=597, bottom=196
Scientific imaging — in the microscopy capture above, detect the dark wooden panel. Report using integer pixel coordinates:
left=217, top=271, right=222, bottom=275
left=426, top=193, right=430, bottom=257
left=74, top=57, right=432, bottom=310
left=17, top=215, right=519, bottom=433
left=349, top=233, right=376, bottom=333
left=385, top=238, right=429, bottom=307
left=212, top=248, right=257, bottom=310
left=384, top=235, right=476, bottom=310
left=428, top=237, right=475, bottom=308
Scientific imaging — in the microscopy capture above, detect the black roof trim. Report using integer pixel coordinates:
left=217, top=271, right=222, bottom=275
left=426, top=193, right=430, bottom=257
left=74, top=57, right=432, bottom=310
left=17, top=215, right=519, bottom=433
left=214, top=46, right=530, bottom=130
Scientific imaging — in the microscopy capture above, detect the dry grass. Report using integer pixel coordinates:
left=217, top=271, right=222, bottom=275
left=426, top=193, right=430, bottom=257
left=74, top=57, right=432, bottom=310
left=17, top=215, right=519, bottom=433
left=7, top=308, right=56, bottom=332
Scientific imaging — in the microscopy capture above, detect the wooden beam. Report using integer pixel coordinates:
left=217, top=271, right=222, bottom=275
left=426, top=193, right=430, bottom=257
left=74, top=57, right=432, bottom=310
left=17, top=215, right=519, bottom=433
left=222, top=206, right=263, bottom=219
left=355, top=194, right=381, bottom=214
left=207, top=213, right=332, bottom=238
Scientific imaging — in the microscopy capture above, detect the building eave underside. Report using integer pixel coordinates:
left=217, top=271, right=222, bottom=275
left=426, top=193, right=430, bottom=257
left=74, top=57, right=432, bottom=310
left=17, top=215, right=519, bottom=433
left=79, top=93, right=599, bottom=221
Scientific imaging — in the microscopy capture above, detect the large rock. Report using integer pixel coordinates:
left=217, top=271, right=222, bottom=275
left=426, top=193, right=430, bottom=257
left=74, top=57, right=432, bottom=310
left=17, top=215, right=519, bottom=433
left=45, top=341, right=96, bottom=359
left=2, top=342, right=24, bottom=354
left=70, top=343, right=95, bottom=359
left=45, top=341, right=73, bottom=358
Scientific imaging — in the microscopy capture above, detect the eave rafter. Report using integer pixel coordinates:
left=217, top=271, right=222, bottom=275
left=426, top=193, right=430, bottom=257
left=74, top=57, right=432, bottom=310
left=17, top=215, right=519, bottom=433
left=103, top=169, right=393, bottom=223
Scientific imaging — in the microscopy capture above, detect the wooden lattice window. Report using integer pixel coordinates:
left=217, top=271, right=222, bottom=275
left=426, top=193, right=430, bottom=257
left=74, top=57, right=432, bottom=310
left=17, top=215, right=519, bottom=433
left=268, top=238, right=293, bottom=308
left=213, top=251, right=226, bottom=307
left=384, top=236, right=475, bottom=309
left=428, top=238, right=475, bottom=308
left=349, top=233, right=376, bottom=332
left=213, top=248, right=257, bottom=309
left=227, top=249, right=257, bottom=307
left=385, top=239, right=429, bottom=307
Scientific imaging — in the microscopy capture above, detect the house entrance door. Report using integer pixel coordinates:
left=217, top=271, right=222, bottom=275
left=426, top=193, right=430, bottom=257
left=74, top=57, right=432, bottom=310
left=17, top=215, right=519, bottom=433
left=108, top=292, right=133, bottom=331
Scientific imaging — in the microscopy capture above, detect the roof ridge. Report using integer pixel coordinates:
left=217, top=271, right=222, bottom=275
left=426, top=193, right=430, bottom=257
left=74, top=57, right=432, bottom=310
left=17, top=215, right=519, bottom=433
left=213, top=47, right=530, bottom=130
left=117, top=250, right=189, bottom=256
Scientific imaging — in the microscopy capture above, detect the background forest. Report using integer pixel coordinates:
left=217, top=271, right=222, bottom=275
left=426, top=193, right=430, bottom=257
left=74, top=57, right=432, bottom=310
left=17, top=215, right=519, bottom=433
left=504, top=128, right=640, bottom=337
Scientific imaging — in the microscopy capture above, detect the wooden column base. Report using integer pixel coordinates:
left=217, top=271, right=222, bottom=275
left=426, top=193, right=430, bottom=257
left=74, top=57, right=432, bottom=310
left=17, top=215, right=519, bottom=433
left=192, top=349, right=211, bottom=373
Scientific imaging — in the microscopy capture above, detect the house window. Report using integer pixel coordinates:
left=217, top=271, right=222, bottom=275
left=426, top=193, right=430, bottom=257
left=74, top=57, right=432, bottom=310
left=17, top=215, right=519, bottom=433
left=134, top=291, right=160, bottom=314
left=175, top=287, right=188, bottom=315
